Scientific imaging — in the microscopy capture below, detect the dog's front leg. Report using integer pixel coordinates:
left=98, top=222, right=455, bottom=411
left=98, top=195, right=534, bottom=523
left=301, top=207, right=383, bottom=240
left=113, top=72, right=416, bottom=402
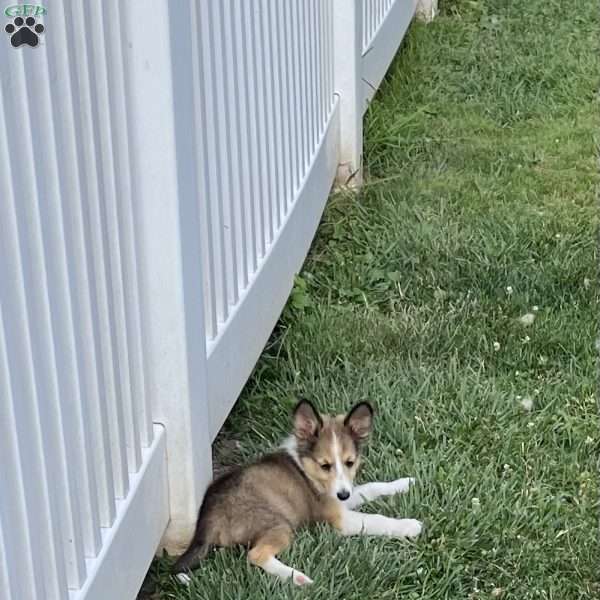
left=344, top=478, right=414, bottom=509
left=338, top=509, right=422, bottom=538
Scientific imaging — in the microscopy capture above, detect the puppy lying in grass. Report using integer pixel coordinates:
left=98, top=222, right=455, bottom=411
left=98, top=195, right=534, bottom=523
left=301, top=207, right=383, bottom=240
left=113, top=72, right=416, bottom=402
left=173, top=400, right=422, bottom=586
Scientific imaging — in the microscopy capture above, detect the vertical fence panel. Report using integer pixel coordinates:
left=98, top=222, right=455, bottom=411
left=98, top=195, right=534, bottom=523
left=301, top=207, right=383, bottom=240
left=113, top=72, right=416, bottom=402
left=290, top=1, right=302, bottom=189
left=195, top=0, right=339, bottom=442
left=233, top=0, right=258, bottom=281
left=2, top=43, right=87, bottom=589
left=251, top=2, right=270, bottom=249
left=226, top=0, right=250, bottom=291
left=0, top=275, right=62, bottom=600
left=241, top=0, right=265, bottom=265
left=0, top=515, right=11, bottom=598
left=69, top=1, right=130, bottom=503
left=216, top=0, right=240, bottom=306
left=192, top=0, right=348, bottom=348
left=271, top=3, right=286, bottom=223
left=307, top=1, right=316, bottom=160
left=0, top=318, right=28, bottom=600
left=194, top=0, right=339, bottom=347
left=264, top=3, right=280, bottom=230
left=328, top=1, right=335, bottom=116
left=84, top=0, right=137, bottom=486
left=278, top=2, right=293, bottom=206
left=24, top=29, right=105, bottom=562
left=203, top=0, right=231, bottom=324
left=282, top=2, right=297, bottom=198
left=47, top=1, right=118, bottom=532
left=190, top=0, right=218, bottom=341
left=0, top=1, right=174, bottom=596
left=0, top=180, right=70, bottom=600
left=298, top=1, right=309, bottom=172
left=259, top=0, right=277, bottom=240
left=248, top=3, right=269, bottom=259
left=318, top=1, right=326, bottom=128
left=104, top=0, right=154, bottom=454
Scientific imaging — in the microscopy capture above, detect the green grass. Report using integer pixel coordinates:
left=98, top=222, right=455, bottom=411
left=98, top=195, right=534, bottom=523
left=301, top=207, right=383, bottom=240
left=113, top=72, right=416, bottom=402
left=144, top=1, right=599, bottom=598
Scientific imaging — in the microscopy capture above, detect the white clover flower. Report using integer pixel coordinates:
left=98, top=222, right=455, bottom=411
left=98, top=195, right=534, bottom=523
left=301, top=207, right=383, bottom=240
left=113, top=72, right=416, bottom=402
left=520, top=397, right=534, bottom=411
left=532, top=305, right=539, bottom=312
left=493, top=341, right=501, bottom=351
left=506, top=286, right=513, bottom=295
left=519, top=313, right=535, bottom=326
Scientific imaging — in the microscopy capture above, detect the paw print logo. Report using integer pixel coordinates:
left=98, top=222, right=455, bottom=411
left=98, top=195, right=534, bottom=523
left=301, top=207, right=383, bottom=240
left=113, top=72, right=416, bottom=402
left=5, top=16, right=44, bottom=48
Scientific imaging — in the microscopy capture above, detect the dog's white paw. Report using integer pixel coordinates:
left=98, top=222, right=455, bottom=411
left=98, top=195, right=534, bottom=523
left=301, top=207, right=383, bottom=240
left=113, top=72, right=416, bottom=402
left=292, top=571, right=313, bottom=586
left=175, top=573, right=192, bottom=586
left=390, top=477, right=415, bottom=494
left=389, top=518, right=423, bottom=539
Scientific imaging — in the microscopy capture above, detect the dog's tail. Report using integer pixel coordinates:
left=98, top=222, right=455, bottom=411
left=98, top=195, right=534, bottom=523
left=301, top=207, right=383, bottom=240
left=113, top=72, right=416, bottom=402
left=172, top=537, right=210, bottom=575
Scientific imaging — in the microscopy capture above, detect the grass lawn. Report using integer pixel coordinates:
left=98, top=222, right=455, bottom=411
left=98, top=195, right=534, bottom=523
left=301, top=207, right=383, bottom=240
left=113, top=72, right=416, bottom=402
left=144, top=1, right=598, bottom=598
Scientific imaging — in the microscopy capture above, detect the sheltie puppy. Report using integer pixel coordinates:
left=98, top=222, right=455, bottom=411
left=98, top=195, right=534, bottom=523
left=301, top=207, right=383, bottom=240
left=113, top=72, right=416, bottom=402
left=173, top=399, right=422, bottom=585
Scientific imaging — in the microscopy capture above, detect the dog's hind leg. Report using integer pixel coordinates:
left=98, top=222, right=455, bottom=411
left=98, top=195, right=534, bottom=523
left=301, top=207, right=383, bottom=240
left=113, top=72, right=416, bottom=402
left=344, top=478, right=415, bottom=509
left=248, top=526, right=313, bottom=586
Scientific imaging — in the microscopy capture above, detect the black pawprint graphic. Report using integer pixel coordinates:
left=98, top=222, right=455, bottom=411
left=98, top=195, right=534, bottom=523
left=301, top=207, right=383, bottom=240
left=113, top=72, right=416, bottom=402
left=5, top=16, right=45, bottom=48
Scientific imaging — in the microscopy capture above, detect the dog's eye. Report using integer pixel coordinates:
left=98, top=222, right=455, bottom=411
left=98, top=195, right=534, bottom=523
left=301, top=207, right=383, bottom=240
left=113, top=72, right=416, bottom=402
left=345, top=460, right=355, bottom=468
left=320, top=463, right=332, bottom=471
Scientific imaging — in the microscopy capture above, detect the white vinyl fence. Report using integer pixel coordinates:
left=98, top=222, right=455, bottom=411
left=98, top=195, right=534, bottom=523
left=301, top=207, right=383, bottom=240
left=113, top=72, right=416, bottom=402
left=0, top=1, right=427, bottom=599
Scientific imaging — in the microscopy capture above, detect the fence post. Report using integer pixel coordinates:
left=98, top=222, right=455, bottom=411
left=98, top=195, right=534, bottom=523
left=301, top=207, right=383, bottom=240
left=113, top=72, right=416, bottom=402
left=333, top=0, right=363, bottom=187
left=417, top=0, right=438, bottom=22
left=124, top=0, right=213, bottom=554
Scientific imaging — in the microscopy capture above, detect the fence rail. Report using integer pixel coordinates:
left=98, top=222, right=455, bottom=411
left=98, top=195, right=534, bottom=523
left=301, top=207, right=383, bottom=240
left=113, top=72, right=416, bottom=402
left=0, top=0, right=427, bottom=598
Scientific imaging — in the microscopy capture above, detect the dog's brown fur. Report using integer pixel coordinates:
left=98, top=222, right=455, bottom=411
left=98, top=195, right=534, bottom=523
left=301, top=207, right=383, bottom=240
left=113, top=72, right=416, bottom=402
left=172, top=400, right=372, bottom=575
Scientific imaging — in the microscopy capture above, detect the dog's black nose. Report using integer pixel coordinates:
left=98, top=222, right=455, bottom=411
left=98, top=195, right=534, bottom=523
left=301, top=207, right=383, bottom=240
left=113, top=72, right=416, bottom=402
left=337, top=490, right=350, bottom=501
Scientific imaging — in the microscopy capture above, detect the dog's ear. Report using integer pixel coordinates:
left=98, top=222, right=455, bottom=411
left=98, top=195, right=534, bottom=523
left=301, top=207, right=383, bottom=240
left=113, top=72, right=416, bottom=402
left=293, top=399, right=322, bottom=440
left=344, top=402, right=374, bottom=441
